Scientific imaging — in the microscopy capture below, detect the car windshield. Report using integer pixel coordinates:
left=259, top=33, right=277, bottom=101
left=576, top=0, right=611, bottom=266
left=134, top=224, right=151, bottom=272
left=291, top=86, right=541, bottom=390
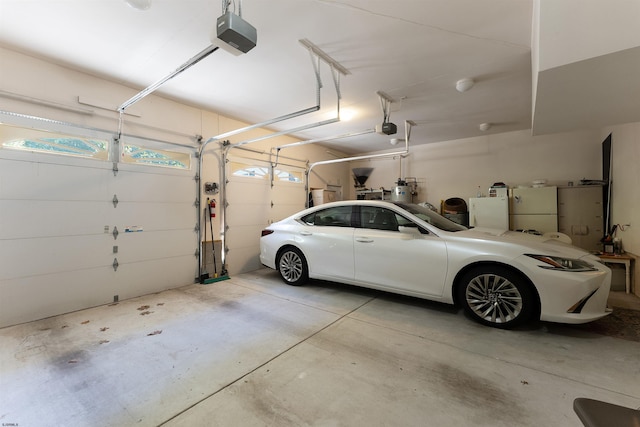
left=393, top=202, right=468, bottom=232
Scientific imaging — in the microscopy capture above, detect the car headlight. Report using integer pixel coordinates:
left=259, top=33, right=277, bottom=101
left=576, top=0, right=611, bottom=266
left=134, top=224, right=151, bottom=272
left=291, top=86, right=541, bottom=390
left=525, top=254, right=597, bottom=272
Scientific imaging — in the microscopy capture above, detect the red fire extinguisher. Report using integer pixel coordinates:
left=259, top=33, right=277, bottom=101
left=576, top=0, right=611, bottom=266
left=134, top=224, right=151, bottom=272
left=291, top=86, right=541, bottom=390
left=209, top=198, right=216, bottom=218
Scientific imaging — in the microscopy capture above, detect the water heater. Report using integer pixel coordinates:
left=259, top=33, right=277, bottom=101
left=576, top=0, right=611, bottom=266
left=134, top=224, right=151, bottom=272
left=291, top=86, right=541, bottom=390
left=391, top=185, right=412, bottom=202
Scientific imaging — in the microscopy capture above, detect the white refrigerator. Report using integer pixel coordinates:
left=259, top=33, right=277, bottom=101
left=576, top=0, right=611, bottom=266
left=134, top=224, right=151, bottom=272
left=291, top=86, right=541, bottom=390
left=468, top=197, right=509, bottom=229
left=509, top=186, right=558, bottom=233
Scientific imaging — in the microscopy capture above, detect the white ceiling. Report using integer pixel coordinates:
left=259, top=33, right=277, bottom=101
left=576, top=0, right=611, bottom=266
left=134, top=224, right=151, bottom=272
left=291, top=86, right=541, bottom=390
left=0, top=1, right=636, bottom=154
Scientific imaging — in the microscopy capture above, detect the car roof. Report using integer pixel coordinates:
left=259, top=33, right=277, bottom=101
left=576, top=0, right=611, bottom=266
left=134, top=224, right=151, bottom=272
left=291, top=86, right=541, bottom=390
left=296, top=200, right=414, bottom=219
left=312, top=200, right=398, bottom=208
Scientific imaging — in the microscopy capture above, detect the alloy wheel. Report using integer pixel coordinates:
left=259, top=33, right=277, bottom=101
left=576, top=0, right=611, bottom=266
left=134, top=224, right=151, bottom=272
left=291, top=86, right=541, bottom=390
left=279, top=250, right=303, bottom=283
left=465, top=273, right=523, bottom=324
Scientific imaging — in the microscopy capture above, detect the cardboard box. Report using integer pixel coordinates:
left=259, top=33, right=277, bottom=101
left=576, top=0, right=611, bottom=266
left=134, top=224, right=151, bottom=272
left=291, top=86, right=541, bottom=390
left=311, top=189, right=336, bottom=206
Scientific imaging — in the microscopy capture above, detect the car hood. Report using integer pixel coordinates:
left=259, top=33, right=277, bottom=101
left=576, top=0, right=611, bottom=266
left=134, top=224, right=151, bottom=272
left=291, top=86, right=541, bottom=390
left=454, top=228, right=591, bottom=259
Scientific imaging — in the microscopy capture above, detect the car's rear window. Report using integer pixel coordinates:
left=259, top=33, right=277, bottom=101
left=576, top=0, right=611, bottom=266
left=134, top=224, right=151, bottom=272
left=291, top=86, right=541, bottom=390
left=301, top=206, right=353, bottom=227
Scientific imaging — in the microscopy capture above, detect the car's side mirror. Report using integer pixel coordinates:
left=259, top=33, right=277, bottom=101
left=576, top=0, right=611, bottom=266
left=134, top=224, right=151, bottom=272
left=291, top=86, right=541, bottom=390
left=398, top=225, right=422, bottom=235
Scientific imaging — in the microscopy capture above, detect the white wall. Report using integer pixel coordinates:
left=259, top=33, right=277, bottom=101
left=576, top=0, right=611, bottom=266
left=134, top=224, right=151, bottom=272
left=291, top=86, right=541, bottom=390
left=536, top=0, right=640, bottom=71
left=351, top=128, right=602, bottom=204
left=601, top=122, right=640, bottom=296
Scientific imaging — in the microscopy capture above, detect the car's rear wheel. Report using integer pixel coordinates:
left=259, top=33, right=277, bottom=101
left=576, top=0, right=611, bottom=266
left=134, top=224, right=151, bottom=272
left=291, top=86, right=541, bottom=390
left=277, top=247, right=308, bottom=286
left=458, top=266, right=534, bottom=328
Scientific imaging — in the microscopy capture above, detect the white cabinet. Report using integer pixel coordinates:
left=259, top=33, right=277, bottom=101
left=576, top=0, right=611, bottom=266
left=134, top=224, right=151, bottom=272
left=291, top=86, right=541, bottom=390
left=558, top=186, right=604, bottom=252
left=509, top=186, right=558, bottom=233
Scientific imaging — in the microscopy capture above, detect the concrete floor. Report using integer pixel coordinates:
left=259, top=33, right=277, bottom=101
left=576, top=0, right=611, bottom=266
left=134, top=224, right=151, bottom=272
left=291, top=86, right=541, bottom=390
left=1, top=269, right=639, bottom=427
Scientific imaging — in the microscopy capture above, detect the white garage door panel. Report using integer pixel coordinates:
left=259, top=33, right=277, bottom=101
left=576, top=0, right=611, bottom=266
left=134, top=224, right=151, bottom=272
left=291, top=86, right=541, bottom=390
left=270, top=204, right=304, bottom=222
left=115, top=230, right=195, bottom=263
left=226, top=179, right=270, bottom=204
left=0, top=200, right=110, bottom=239
left=225, top=158, right=308, bottom=275
left=225, top=224, right=263, bottom=275
left=228, top=248, right=263, bottom=273
left=226, top=204, right=268, bottom=227
left=112, top=202, right=195, bottom=231
left=271, top=183, right=305, bottom=203
left=0, top=158, right=111, bottom=201
left=0, top=235, right=113, bottom=281
left=0, top=145, right=197, bottom=327
left=226, top=225, right=262, bottom=250
left=0, top=267, right=114, bottom=327
left=270, top=184, right=306, bottom=222
left=112, top=255, right=195, bottom=300
left=110, top=169, right=195, bottom=203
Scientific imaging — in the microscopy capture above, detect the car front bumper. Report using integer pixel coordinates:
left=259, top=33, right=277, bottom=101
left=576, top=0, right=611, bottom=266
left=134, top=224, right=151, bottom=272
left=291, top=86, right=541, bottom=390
left=517, top=254, right=612, bottom=324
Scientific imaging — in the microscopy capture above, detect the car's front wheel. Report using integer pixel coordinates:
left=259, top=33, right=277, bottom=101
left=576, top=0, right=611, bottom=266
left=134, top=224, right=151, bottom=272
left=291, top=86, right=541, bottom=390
left=277, top=247, right=308, bottom=286
left=458, top=266, right=535, bottom=328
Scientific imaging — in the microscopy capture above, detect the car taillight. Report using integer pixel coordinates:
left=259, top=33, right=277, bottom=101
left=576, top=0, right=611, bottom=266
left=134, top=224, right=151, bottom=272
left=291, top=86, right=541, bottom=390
left=261, top=229, right=274, bottom=237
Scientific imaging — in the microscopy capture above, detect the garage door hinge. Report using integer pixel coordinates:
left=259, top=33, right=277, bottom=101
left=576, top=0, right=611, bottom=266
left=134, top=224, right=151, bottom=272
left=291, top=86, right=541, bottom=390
left=112, top=258, right=119, bottom=272
left=112, top=226, right=119, bottom=240
left=194, top=198, right=200, bottom=208
left=194, top=248, right=200, bottom=257
left=112, top=162, right=119, bottom=176
left=194, top=172, right=200, bottom=181
left=194, top=223, right=200, bottom=232
left=112, top=195, right=119, bottom=208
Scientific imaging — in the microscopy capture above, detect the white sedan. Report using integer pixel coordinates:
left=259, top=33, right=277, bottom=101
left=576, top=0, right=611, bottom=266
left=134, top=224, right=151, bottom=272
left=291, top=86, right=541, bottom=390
left=260, top=200, right=611, bottom=328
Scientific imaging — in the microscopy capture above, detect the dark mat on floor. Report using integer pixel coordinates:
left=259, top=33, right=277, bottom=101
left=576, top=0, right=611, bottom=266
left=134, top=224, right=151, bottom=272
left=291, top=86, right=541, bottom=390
left=578, top=307, right=640, bottom=342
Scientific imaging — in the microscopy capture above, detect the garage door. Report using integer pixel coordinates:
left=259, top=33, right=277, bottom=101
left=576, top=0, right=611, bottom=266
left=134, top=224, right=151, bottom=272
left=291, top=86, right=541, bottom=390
left=225, top=151, right=306, bottom=273
left=0, top=116, right=197, bottom=327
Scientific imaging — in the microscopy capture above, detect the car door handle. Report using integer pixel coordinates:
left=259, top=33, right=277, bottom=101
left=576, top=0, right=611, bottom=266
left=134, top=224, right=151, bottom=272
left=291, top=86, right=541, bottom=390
left=355, top=237, right=374, bottom=243
left=299, top=231, right=312, bottom=236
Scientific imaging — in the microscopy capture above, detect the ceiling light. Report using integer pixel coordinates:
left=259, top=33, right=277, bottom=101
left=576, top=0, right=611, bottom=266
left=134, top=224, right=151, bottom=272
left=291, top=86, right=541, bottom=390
left=340, top=108, right=356, bottom=121
left=455, top=78, right=475, bottom=93
left=125, top=0, right=152, bottom=10
left=479, top=122, right=491, bottom=131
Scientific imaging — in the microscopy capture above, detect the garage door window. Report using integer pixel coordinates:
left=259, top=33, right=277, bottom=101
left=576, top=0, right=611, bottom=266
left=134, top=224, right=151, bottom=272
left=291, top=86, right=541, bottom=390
left=1, top=124, right=108, bottom=160
left=231, top=162, right=302, bottom=183
left=122, top=144, right=190, bottom=169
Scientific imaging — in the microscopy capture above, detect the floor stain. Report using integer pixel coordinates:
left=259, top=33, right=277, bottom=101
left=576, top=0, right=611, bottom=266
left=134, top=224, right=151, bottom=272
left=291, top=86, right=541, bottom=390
left=431, top=362, right=528, bottom=423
